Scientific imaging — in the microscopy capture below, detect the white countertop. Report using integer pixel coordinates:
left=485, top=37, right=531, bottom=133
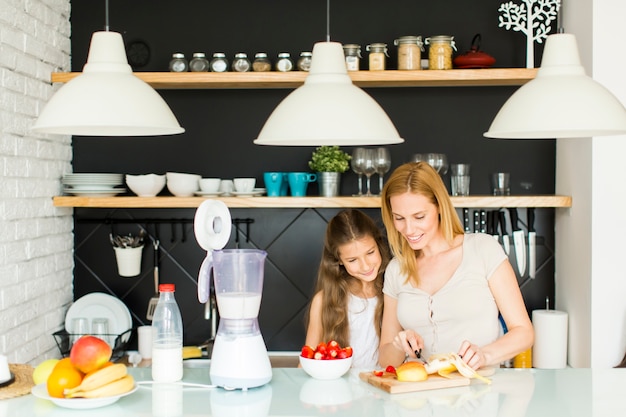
left=2, top=367, right=625, bottom=416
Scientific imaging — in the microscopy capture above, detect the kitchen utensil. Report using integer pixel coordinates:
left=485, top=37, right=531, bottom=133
left=453, top=33, right=496, bottom=69
left=473, top=210, right=480, bottom=233
left=528, top=207, right=536, bottom=278
left=508, top=208, right=526, bottom=277
left=146, top=237, right=160, bottom=320
left=479, top=210, right=486, bottom=233
left=499, top=210, right=511, bottom=255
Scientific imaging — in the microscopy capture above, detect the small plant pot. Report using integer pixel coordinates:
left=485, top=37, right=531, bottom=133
left=317, top=172, right=341, bottom=197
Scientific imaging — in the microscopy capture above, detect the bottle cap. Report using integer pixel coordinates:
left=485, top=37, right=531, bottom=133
left=159, top=283, right=175, bottom=292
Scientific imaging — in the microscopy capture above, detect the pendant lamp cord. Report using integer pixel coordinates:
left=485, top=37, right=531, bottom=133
left=104, top=0, right=110, bottom=31
left=326, top=0, right=330, bottom=41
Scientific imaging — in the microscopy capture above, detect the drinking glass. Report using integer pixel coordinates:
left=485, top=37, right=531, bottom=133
left=71, top=317, right=89, bottom=345
left=374, top=148, right=391, bottom=195
left=362, top=148, right=377, bottom=196
left=92, top=317, right=111, bottom=347
left=351, top=148, right=367, bottom=196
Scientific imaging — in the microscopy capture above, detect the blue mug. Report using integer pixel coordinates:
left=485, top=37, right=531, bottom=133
left=279, top=173, right=289, bottom=196
left=263, top=172, right=284, bottom=197
left=287, top=172, right=317, bottom=197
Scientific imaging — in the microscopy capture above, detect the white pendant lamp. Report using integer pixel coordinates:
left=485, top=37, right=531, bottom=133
left=254, top=1, right=403, bottom=146
left=32, top=0, right=183, bottom=136
left=484, top=33, right=626, bottom=139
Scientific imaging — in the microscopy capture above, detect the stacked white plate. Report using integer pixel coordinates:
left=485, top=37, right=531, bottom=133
left=62, top=173, right=126, bottom=197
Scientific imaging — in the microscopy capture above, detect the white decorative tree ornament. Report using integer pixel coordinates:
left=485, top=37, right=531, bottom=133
left=498, top=0, right=561, bottom=68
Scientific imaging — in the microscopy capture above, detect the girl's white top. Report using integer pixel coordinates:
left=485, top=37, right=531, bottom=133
left=348, top=294, right=380, bottom=370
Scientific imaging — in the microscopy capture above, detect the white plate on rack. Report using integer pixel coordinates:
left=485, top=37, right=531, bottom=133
left=65, top=293, right=132, bottom=343
left=31, top=383, right=138, bottom=409
left=64, top=188, right=126, bottom=197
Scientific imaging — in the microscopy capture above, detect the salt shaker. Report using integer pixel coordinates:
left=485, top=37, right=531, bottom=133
left=169, top=53, right=188, bottom=72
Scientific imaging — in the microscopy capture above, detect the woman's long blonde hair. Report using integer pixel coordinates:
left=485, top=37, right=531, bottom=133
left=380, top=162, right=464, bottom=285
left=307, top=209, right=391, bottom=347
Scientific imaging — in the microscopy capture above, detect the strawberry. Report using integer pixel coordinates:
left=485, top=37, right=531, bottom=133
left=316, top=342, right=328, bottom=355
left=328, top=347, right=339, bottom=358
left=313, top=351, right=324, bottom=360
left=343, top=346, right=353, bottom=358
left=385, top=365, right=396, bottom=374
left=328, top=340, right=340, bottom=349
left=373, top=370, right=383, bottom=377
left=301, top=345, right=315, bottom=359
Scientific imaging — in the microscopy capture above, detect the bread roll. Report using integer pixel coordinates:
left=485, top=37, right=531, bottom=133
left=396, top=361, right=428, bottom=382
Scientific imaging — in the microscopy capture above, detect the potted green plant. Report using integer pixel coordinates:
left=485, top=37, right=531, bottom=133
left=308, top=146, right=351, bottom=197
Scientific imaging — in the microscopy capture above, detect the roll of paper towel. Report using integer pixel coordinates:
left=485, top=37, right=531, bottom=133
left=532, top=309, right=568, bottom=369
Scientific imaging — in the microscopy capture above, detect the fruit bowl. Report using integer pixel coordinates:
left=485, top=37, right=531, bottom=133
left=299, top=356, right=352, bottom=380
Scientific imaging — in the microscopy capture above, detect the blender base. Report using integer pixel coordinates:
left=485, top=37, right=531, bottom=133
left=210, top=334, right=272, bottom=390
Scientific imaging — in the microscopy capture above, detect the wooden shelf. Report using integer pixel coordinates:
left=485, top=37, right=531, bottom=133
left=53, top=195, right=571, bottom=209
left=50, top=68, right=537, bottom=89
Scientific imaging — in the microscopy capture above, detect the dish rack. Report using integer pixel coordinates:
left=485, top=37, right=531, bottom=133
left=53, top=329, right=132, bottom=361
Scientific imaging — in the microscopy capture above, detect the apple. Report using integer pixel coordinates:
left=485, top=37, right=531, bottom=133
left=69, top=335, right=112, bottom=374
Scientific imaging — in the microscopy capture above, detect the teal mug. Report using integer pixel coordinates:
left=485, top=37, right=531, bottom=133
left=287, top=172, right=317, bottom=197
left=263, top=172, right=284, bottom=197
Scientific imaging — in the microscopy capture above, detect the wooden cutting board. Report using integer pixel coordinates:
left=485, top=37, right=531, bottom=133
left=359, top=367, right=496, bottom=394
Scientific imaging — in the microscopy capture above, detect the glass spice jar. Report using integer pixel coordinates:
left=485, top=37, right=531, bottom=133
left=366, top=43, right=388, bottom=71
left=232, top=53, right=251, bottom=72
left=252, top=53, right=272, bottom=72
left=169, top=53, right=188, bottom=72
left=275, top=52, right=294, bottom=72
left=297, top=52, right=312, bottom=71
left=209, top=53, right=229, bottom=72
left=189, top=52, right=209, bottom=72
left=425, top=35, right=456, bottom=70
left=394, top=36, right=424, bottom=70
left=342, top=44, right=361, bottom=71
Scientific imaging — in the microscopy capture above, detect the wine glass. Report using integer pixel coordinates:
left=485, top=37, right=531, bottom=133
left=351, top=148, right=367, bottom=196
left=362, top=148, right=377, bottom=196
left=426, top=153, right=449, bottom=175
left=374, top=148, right=391, bottom=195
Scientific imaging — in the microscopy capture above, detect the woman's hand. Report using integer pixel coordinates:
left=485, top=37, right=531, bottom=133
left=393, top=329, right=424, bottom=358
left=458, top=340, right=486, bottom=370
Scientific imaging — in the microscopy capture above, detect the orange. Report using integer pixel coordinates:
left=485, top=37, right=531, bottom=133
left=46, top=364, right=83, bottom=398
left=54, top=357, right=75, bottom=369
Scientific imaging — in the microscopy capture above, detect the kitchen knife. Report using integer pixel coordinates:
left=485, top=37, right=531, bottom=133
left=508, top=208, right=526, bottom=277
left=479, top=210, right=486, bottom=233
left=489, top=210, right=499, bottom=241
left=473, top=210, right=480, bottom=233
left=499, top=210, right=511, bottom=255
left=463, top=208, right=471, bottom=233
left=528, top=207, right=536, bottom=279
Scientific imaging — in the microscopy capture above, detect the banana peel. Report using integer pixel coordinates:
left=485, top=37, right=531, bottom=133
left=424, top=353, right=491, bottom=385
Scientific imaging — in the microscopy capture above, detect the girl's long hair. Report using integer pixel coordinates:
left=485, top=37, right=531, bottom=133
left=381, top=162, right=463, bottom=285
left=307, top=209, right=391, bottom=347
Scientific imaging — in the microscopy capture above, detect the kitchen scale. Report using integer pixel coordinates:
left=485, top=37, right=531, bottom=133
left=194, top=201, right=272, bottom=390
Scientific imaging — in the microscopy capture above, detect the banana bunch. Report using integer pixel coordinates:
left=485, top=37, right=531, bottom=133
left=424, top=353, right=492, bottom=385
left=64, top=363, right=135, bottom=398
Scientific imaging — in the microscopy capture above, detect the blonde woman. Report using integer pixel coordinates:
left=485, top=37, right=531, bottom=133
left=378, top=162, right=533, bottom=369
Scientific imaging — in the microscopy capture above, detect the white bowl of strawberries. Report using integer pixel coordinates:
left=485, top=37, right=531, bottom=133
left=299, top=340, right=353, bottom=380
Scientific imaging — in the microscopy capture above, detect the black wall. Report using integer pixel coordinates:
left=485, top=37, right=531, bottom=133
left=68, top=0, right=556, bottom=351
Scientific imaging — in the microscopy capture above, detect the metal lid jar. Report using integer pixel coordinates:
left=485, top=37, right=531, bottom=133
left=169, top=53, right=188, bottom=72
left=275, top=52, right=294, bottom=72
left=252, top=53, right=271, bottom=72
left=189, top=52, right=209, bottom=72
left=394, top=36, right=424, bottom=70
left=342, top=44, right=361, bottom=71
left=425, top=35, right=456, bottom=70
left=209, top=53, right=229, bottom=72
left=366, top=43, right=388, bottom=71
left=297, top=52, right=312, bottom=71
left=232, top=53, right=251, bottom=72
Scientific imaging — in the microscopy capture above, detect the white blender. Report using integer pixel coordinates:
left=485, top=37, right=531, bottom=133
left=194, top=200, right=272, bottom=390
left=200, top=249, right=272, bottom=390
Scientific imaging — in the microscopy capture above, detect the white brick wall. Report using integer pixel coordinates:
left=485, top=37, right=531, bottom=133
left=0, top=0, right=74, bottom=364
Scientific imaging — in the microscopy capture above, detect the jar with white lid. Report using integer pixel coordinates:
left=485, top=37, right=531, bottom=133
left=297, top=52, right=312, bottom=71
left=209, top=53, right=229, bottom=72
left=366, top=43, right=388, bottom=71
left=252, top=53, right=271, bottom=72
left=394, top=36, right=424, bottom=70
left=169, top=53, right=188, bottom=72
left=275, top=52, right=293, bottom=72
left=425, top=35, right=456, bottom=70
left=189, top=52, right=209, bottom=72
left=342, top=44, right=361, bottom=71
left=232, top=53, right=251, bottom=72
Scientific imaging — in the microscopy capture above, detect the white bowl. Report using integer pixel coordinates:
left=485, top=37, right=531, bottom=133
left=234, top=177, right=256, bottom=192
left=199, top=178, right=221, bottom=193
left=126, top=174, right=166, bottom=197
left=299, top=356, right=352, bottom=380
left=166, top=172, right=201, bottom=197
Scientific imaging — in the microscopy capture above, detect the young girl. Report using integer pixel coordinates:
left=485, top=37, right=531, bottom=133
left=305, top=209, right=391, bottom=370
